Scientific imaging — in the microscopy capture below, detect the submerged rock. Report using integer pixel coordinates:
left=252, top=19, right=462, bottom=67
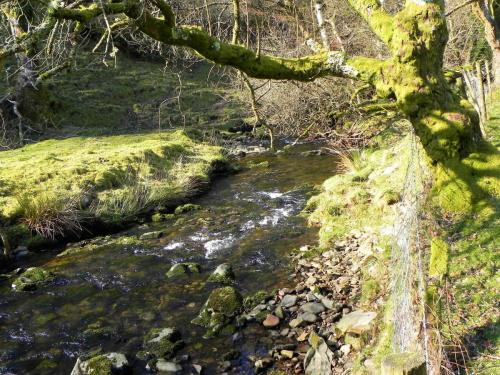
left=191, top=286, right=242, bottom=337
left=12, top=267, right=55, bottom=291
left=70, top=352, right=129, bottom=375
left=141, top=327, right=184, bottom=360
left=207, top=263, right=235, bottom=284
left=166, top=263, right=201, bottom=278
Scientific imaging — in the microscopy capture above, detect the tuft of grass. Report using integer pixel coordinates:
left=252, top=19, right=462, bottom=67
left=16, top=192, right=84, bottom=239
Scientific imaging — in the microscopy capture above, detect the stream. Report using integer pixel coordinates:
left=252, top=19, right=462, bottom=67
left=0, top=143, right=337, bottom=374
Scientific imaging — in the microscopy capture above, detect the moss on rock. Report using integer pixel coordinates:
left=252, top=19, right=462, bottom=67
left=142, top=327, right=184, bottom=360
left=191, top=286, right=242, bottom=337
left=12, top=267, right=55, bottom=291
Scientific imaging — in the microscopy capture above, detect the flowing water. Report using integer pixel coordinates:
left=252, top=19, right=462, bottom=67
left=0, top=144, right=337, bottom=374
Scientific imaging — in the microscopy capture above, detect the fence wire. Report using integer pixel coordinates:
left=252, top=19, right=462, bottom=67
left=391, top=128, right=432, bottom=370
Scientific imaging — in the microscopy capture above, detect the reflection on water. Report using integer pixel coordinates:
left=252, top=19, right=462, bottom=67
left=0, top=143, right=337, bottom=374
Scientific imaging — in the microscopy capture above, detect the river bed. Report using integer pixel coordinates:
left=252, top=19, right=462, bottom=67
left=0, top=143, right=337, bottom=374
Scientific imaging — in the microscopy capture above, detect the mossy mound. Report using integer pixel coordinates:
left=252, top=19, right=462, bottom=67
left=0, top=130, right=225, bottom=246
left=191, top=286, right=242, bottom=337
left=12, top=267, right=55, bottom=291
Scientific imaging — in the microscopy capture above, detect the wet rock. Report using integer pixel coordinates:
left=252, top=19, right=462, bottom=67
left=12, top=267, right=55, bottom=291
left=156, top=359, right=182, bottom=373
left=336, top=310, right=376, bottom=335
left=139, top=231, right=163, bottom=240
left=166, top=263, right=201, bottom=278
left=191, top=286, right=242, bottom=337
left=207, top=263, right=235, bottom=284
left=281, top=294, right=298, bottom=308
left=263, top=314, right=280, bottom=328
left=70, top=352, right=129, bottom=375
left=300, top=302, right=326, bottom=314
left=142, top=327, right=183, bottom=360
left=304, top=332, right=335, bottom=375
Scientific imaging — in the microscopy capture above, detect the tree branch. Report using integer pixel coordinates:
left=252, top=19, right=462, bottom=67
left=50, top=0, right=386, bottom=83
left=445, top=0, right=478, bottom=17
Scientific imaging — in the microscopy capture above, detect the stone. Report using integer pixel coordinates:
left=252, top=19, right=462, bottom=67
left=340, top=344, right=351, bottom=356
left=263, top=314, right=280, bottom=328
left=12, top=267, right=55, bottom=291
left=274, top=306, right=285, bottom=319
left=281, top=294, right=298, bottom=308
left=140, top=231, right=163, bottom=240
left=289, top=318, right=304, bottom=328
left=304, top=332, right=335, bottom=375
left=320, top=297, right=337, bottom=310
left=142, top=327, right=183, bottom=360
left=166, top=263, right=201, bottom=278
left=254, top=357, right=273, bottom=370
left=70, top=352, right=129, bottom=375
left=156, top=359, right=182, bottom=373
left=297, top=331, right=309, bottom=342
left=299, top=312, right=318, bottom=323
left=281, top=350, right=294, bottom=359
left=280, top=328, right=290, bottom=336
left=191, top=287, right=242, bottom=337
left=207, top=263, right=235, bottom=284
left=336, top=310, right=377, bottom=335
left=301, top=302, right=326, bottom=314
left=192, top=364, right=203, bottom=374
left=381, top=352, right=426, bottom=375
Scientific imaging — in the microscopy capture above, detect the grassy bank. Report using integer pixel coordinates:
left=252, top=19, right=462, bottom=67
left=305, top=91, right=499, bottom=373
left=0, top=130, right=226, bottom=254
left=439, top=89, right=499, bottom=373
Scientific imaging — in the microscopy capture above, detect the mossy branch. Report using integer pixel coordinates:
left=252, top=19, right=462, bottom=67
left=50, top=0, right=386, bottom=83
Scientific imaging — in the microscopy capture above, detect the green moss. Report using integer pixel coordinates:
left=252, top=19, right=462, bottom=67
left=12, top=267, right=55, bottom=291
left=165, top=262, right=201, bottom=278
left=429, top=237, right=449, bottom=278
left=0, top=130, right=224, bottom=239
left=143, top=327, right=183, bottom=360
left=243, top=290, right=272, bottom=310
left=174, top=203, right=202, bottom=214
left=85, top=355, right=114, bottom=374
left=191, top=286, right=242, bottom=337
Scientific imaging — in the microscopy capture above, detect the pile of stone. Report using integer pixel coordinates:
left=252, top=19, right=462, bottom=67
left=239, top=230, right=379, bottom=374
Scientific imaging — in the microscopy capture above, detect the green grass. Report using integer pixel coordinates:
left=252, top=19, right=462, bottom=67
left=0, top=130, right=225, bottom=247
left=35, top=51, right=246, bottom=139
left=441, top=88, right=500, bottom=373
